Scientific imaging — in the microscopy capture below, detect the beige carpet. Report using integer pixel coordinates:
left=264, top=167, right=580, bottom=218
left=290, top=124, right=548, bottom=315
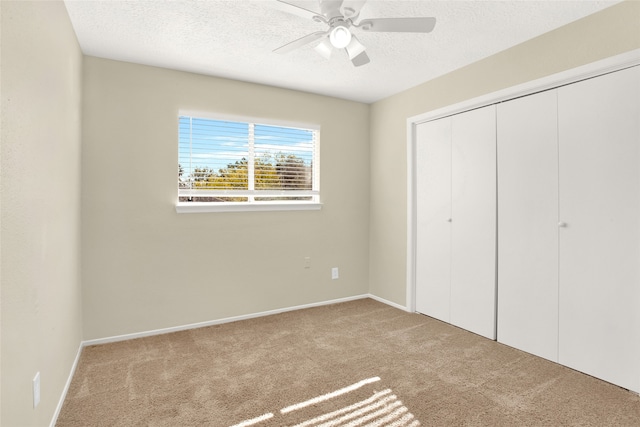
left=56, top=299, right=640, bottom=426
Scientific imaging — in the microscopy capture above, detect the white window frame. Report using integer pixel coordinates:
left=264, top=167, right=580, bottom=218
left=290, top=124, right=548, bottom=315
left=176, top=111, right=321, bottom=213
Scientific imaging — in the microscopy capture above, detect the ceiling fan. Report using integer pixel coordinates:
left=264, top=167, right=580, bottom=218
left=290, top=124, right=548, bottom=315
left=273, top=0, right=436, bottom=67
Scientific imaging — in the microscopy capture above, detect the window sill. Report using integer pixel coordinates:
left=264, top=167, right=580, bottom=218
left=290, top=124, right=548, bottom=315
left=175, top=201, right=323, bottom=214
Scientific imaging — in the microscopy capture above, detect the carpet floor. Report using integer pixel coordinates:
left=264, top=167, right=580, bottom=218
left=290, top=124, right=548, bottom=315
left=56, top=298, right=640, bottom=426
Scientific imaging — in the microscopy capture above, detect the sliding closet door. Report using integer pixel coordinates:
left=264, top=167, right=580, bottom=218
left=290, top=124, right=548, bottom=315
left=558, top=66, right=640, bottom=392
left=415, top=118, right=452, bottom=323
left=450, top=105, right=497, bottom=340
left=497, top=90, right=559, bottom=361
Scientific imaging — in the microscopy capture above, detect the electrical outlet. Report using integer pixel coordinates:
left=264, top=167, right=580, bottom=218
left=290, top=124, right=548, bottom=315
left=331, top=267, right=339, bottom=280
left=33, top=372, right=41, bottom=408
left=304, top=257, right=311, bottom=269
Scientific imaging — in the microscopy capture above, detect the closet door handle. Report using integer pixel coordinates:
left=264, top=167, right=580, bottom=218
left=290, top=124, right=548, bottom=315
left=447, top=218, right=452, bottom=223
left=558, top=221, right=568, bottom=228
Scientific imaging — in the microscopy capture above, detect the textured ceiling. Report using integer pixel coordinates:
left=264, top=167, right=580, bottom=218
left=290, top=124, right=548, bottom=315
left=63, top=0, right=620, bottom=104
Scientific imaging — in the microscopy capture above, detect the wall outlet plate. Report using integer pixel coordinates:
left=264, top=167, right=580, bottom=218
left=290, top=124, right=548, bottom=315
left=331, top=267, right=339, bottom=279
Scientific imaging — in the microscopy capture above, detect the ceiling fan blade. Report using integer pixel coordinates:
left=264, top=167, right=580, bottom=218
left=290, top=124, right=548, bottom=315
left=345, top=34, right=366, bottom=60
left=273, top=31, right=328, bottom=54
left=350, top=50, right=370, bottom=67
left=315, top=38, right=333, bottom=59
left=274, top=0, right=322, bottom=21
left=341, top=0, right=368, bottom=19
left=319, top=0, right=344, bottom=19
left=359, top=17, right=436, bottom=33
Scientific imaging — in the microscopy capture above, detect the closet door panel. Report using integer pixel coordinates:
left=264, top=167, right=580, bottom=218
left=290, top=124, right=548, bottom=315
left=558, top=66, right=640, bottom=392
left=450, top=105, right=497, bottom=339
left=415, top=118, right=452, bottom=322
left=497, top=91, right=559, bottom=362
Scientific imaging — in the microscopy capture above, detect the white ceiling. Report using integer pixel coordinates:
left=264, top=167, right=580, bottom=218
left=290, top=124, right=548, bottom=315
left=63, top=0, right=620, bottom=104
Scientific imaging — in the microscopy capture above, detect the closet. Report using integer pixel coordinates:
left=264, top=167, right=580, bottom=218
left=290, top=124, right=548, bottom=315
left=415, top=105, right=497, bottom=340
left=416, top=64, right=640, bottom=392
left=497, top=66, right=640, bottom=392
left=556, top=66, right=640, bottom=392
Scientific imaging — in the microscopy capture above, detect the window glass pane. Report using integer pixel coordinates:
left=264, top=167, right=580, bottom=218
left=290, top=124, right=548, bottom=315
left=254, top=124, right=314, bottom=191
left=179, top=117, right=249, bottom=194
left=178, top=115, right=318, bottom=205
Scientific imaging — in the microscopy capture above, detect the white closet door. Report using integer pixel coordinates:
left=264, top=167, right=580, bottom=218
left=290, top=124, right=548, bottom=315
left=497, top=90, right=559, bottom=361
left=450, top=105, right=497, bottom=339
left=415, top=118, right=452, bottom=323
left=558, top=66, right=640, bottom=392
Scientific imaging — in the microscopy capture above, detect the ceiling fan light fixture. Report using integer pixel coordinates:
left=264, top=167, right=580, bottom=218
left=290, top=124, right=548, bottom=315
left=315, top=39, right=333, bottom=59
left=329, top=26, right=352, bottom=49
left=345, top=36, right=366, bottom=60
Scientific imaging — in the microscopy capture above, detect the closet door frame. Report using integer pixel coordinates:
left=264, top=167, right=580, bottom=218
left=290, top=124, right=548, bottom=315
left=407, top=48, right=640, bottom=314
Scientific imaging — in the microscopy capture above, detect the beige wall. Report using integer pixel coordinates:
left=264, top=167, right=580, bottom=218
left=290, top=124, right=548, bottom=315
left=81, top=57, right=370, bottom=340
left=1, top=1, right=83, bottom=425
left=368, top=1, right=640, bottom=306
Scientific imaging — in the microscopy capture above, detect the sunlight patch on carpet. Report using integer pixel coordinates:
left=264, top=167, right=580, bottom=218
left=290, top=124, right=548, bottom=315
left=292, top=389, right=395, bottom=427
left=229, top=412, right=274, bottom=427
left=229, top=377, right=420, bottom=427
left=281, top=377, right=381, bottom=414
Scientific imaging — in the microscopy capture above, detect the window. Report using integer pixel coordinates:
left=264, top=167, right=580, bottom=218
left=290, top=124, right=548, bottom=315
left=177, top=113, right=320, bottom=212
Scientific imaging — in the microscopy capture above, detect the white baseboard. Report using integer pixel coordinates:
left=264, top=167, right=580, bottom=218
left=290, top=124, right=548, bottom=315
left=82, top=294, right=371, bottom=347
left=367, top=293, right=410, bottom=312
left=49, top=342, right=83, bottom=427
